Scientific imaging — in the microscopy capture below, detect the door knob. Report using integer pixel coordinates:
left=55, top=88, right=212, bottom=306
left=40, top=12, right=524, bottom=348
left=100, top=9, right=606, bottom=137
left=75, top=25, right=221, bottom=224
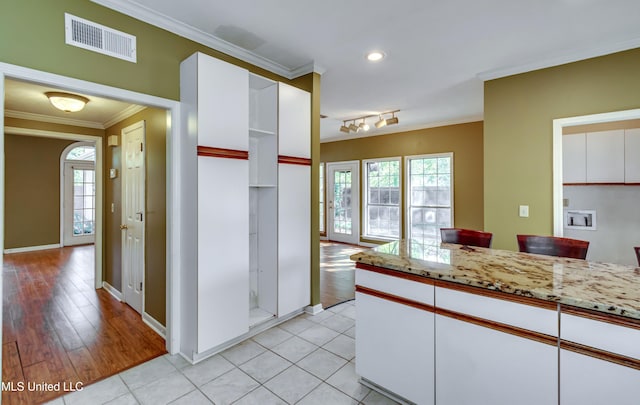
left=120, top=224, right=128, bottom=230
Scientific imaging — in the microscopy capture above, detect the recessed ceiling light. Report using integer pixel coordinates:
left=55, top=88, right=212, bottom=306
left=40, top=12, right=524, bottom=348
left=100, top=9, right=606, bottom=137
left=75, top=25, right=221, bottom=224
left=366, top=51, right=385, bottom=62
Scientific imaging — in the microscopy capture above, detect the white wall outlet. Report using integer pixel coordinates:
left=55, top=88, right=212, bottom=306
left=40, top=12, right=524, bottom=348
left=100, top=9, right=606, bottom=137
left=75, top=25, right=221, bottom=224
left=111, top=203, right=115, bottom=213
left=519, top=205, right=529, bottom=217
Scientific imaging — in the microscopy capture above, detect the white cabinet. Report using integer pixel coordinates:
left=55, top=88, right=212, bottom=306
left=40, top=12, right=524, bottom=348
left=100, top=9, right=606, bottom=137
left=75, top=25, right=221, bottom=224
left=277, top=82, right=311, bottom=316
left=560, top=311, right=640, bottom=404
left=435, top=315, right=557, bottom=405
left=356, top=270, right=435, bottom=405
left=585, top=129, right=625, bottom=183
left=562, top=133, right=586, bottom=183
left=180, top=52, right=311, bottom=360
left=625, top=128, right=640, bottom=182
left=435, top=286, right=558, bottom=405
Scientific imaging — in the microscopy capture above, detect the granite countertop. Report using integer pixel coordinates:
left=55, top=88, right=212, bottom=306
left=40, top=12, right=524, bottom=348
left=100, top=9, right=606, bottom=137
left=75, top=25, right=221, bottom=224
left=350, top=239, right=640, bottom=321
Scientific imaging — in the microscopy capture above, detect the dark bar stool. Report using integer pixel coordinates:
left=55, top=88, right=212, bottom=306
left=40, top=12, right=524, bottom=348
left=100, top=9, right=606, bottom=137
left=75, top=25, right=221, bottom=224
left=635, top=247, right=640, bottom=266
left=440, top=228, right=493, bottom=248
left=516, top=235, right=589, bottom=259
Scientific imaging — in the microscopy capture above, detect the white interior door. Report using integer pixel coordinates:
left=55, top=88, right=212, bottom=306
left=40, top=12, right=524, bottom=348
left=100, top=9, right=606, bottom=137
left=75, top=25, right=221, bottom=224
left=327, top=161, right=359, bottom=244
left=63, top=161, right=96, bottom=246
left=121, top=121, right=145, bottom=314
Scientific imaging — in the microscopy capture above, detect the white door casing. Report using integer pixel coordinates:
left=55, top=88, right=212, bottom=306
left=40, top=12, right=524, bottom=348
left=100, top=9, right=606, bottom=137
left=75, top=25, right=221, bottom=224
left=327, top=161, right=360, bottom=244
left=121, top=121, right=146, bottom=314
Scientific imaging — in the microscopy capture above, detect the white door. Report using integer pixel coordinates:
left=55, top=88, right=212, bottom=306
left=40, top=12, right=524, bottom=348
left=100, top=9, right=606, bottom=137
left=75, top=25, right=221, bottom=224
left=121, top=121, right=145, bottom=314
left=327, top=161, right=359, bottom=244
left=63, top=161, right=96, bottom=246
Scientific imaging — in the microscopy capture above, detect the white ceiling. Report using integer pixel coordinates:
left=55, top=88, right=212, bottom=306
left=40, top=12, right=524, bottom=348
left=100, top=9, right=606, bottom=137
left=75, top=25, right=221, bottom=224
left=7, top=1, right=640, bottom=139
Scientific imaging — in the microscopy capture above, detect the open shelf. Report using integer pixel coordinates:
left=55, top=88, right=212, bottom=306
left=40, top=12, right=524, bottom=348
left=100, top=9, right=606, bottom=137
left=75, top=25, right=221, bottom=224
left=249, top=307, right=276, bottom=327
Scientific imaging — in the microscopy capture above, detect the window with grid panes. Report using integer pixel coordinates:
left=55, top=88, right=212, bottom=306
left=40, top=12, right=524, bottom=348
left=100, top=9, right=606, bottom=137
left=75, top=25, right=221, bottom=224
left=364, top=158, right=401, bottom=239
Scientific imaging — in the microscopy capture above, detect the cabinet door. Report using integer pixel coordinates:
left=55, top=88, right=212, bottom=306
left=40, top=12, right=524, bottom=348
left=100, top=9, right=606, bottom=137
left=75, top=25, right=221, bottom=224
left=197, top=53, right=249, bottom=151
left=356, top=292, right=435, bottom=405
left=278, top=83, right=310, bottom=158
left=625, top=128, right=640, bottom=183
left=435, top=314, right=557, bottom=405
left=277, top=164, right=310, bottom=316
left=561, top=349, right=640, bottom=405
left=562, top=133, right=586, bottom=183
left=197, top=156, right=249, bottom=352
left=586, top=130, right=625, bottom=182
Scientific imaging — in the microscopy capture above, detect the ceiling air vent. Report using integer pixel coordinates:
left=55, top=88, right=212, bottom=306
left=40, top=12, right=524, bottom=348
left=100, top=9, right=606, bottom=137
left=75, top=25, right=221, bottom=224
left=65, top=13, right=137, bottom=63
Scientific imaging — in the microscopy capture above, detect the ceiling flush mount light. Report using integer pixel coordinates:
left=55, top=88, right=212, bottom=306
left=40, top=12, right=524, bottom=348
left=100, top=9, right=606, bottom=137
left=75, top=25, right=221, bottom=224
left=366, top=51, right=385, bottom=62
left=45, top=91, right=89, bottom=112
left=339, top=110, right=400, bottom=133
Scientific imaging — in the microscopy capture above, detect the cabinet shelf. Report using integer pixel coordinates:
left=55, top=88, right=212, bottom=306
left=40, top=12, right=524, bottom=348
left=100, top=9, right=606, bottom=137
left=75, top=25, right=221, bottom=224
left=249, top=128, right=276, bottom=137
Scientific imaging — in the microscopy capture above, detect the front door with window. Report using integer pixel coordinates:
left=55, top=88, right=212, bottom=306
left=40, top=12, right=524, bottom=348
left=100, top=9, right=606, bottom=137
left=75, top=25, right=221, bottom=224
left=63, top=145, right=96, bottom=246
left=327, top=161, right=360, bottom=244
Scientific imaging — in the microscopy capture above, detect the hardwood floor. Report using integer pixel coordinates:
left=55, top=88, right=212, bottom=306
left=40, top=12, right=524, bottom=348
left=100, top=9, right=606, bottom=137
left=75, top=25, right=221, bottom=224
left=320, top=241, right=369, bottom=308
left=2, top=246, right=166, bottom=405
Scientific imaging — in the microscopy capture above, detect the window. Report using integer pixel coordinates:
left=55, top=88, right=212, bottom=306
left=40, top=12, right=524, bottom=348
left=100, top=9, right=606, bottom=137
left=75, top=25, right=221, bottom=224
left=406, top=153, right=453, bottom=242
left=319, top=163, right=325, bottom=233
left=64, top=143, right=96, bottom=239
left=363, top=158, right=401, bottom=239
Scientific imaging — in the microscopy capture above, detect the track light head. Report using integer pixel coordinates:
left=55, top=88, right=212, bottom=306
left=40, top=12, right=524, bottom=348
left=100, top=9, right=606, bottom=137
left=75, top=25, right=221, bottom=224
left=386, top=113, right=399, bottom=125
left=359, top=119, right=370, bottom=131
left=340, top=122, right=350, bottom=133
left=348, top=122, right=360, bottom=132
left=374, top=115, right=387, bottom=128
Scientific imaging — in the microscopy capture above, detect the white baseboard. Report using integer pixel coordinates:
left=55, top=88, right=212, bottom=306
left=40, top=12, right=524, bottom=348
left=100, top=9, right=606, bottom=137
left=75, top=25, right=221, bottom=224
left=102, top=281, right=123, bottom=301
left=305, top=303, right=324, bottom=315
left=143, top=312, right=166, bottom=339
left=4, top=243, right=61, bottom=254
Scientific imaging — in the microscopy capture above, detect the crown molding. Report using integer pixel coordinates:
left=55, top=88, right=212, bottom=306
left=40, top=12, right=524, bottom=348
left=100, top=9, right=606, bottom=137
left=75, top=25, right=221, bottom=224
left=5, top=110, right=105, bottom=129
left=91, top=0, right=320, bottom=79
left=478, top=36, right=640, bottom=81
left=103, top=104, right=147, bottom=128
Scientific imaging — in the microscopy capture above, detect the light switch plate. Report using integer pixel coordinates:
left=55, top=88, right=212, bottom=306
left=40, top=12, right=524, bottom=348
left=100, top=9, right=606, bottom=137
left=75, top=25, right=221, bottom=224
left=519, top=205, right=529, bottom=217
left=110, top=168, right=118, bottom=178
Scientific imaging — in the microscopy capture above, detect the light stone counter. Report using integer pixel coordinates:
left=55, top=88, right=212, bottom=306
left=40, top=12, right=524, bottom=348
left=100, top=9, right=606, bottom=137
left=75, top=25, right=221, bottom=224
left=351, top=239, right=640, bottom=320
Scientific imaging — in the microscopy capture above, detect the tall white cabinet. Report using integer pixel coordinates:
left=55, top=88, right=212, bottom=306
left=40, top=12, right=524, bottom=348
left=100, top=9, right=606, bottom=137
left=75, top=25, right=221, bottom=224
left=180, top=52, right=311, bottom=362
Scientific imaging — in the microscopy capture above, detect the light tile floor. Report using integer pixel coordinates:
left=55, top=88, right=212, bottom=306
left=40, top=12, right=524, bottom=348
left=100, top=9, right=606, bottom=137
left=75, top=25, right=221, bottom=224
left=46, top=300, right=399, bottom=405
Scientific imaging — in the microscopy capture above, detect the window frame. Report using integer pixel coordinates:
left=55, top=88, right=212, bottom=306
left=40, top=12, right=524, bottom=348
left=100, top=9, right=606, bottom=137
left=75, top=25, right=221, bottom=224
left=405, top=152, right=454, bottom=241
left=362, top=156, right=402, bottom=241
left=319, top=162, right=325, bottom=234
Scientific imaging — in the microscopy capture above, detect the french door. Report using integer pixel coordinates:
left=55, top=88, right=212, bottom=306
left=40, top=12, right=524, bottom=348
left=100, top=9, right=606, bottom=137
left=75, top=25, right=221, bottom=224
left=327, top=161, right=360, bottom=244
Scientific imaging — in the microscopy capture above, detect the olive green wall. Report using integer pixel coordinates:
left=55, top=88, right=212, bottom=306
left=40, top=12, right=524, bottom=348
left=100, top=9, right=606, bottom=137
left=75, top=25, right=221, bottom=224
left=105, top=108, right=167, bottom=324
left=484, top=48, right=640, bottom=250
left=4, top=134, right=75, bottom=249
left=321, top=121, right=484, bottom=243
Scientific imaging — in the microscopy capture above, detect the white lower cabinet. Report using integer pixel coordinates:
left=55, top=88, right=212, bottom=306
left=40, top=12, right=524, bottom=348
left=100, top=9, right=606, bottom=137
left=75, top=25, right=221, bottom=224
left=435, top=314, right=557, bottom=405
left=560, top=349, right=640, bottom=405
left=356, top=292, right=435, bottom=405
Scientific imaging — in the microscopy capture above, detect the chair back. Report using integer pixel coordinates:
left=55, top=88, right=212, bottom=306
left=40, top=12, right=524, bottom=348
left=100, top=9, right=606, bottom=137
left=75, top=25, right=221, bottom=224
left=440, top=228, right=493, bottom=248
left=517, top=235, right=589, bottom=259
left=634, top=247, right=640, bottom=266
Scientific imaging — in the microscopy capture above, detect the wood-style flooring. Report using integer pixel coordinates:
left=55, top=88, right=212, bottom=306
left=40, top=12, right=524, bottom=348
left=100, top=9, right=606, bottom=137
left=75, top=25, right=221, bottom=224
left=320, top=241, right=369, bottom=308
left=2, top=246, right=166, bottom=405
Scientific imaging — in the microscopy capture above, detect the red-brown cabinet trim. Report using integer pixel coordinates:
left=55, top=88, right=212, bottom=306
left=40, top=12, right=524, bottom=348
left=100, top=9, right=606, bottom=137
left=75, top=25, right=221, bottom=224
left=278, top=155, right=311, bottom=166
left=355, top=285, right=435, bottom=313
left=560, top=340, right=640, bottom=371
left=197, top=146, right=249, bottom=160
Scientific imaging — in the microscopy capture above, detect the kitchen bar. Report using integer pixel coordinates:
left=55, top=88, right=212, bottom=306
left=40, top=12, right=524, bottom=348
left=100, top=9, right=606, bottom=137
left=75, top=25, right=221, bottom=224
left=351, top=240, right=640, bottom=405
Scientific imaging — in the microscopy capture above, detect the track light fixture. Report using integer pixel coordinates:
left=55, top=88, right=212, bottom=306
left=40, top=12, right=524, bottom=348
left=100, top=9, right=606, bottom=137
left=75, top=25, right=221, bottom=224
left=340, top=121, right=350, bottom=133
left=339, top=110, right=400, bottom=133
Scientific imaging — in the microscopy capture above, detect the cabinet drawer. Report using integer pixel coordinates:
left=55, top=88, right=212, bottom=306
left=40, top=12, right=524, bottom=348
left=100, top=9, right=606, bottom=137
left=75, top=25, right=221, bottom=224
left=435, top=284, right=558, bottom=336
left=561, top=311, right=640, bottom=360
left=355, top=268, right=434, bottom=306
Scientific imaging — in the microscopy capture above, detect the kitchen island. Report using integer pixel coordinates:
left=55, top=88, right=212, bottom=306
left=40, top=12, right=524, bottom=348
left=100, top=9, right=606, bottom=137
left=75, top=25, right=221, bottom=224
left=351, top=240, right=640, bottom=405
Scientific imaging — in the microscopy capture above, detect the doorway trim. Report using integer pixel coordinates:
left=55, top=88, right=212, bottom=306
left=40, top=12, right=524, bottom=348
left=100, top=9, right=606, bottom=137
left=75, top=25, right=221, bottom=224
left=1, top=62, right=182, bottom=354
left=326, top=160, right=360, bottom=245
left=552, top=108, right=640, bottom=236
